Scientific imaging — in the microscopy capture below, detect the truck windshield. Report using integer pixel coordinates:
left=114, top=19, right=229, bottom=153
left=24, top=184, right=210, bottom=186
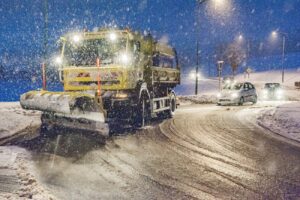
left=64, top=38, right=127, bottom=66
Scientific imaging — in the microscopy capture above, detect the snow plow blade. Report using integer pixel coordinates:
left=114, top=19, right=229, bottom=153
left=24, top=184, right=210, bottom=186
left=20, top=90, right=109, bottom=137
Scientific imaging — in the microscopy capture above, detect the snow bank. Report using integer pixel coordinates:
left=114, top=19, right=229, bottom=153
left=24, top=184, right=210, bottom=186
left=0, top=146, right=55, bottom=200
left=179, top=94, right=218, bottom=104
left=257, top=102, right=300, bottom=142
left=0, top=102, right=41, bottom=143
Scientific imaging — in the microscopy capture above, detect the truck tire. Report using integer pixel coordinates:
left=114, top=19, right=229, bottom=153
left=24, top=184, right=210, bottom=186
left=166, top=93, right=176, bottom=118
left=135, top=94, right=150, bottom=127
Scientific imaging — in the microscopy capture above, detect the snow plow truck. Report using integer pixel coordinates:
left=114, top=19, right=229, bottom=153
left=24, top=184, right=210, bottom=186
left=20, top=28, right=180, bottom=137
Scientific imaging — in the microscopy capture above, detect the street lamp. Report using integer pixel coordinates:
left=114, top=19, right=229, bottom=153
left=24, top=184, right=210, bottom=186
left=271, top=30, right=287, bottom=83
left=194, top=0, right=207, bottom=95
left=195, top=0, right=226, bottom=95
left=237, top=34, right=243, bottom=42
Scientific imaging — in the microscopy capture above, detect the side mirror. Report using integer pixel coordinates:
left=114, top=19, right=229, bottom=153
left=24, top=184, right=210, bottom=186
left=134, top=42, right=141, bottom=53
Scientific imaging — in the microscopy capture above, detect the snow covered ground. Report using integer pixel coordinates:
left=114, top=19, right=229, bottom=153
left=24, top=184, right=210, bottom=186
left=0, top=146, right=55, bottom=200
left=0, top=70, right=299, bottom=199
left=0, top=103, right=53, bottom=199
left=258, top=102, right=300, bottom=143
left=0, top=102, right=41, bottom=144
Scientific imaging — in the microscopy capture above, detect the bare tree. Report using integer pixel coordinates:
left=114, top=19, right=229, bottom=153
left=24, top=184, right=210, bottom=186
left=223, top=43, right=246, bottom=76
left=0, top=65, right=4, bottom=79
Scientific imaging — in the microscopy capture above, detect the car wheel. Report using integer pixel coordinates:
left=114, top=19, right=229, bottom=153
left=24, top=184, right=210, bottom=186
left=253, top=95, right=257, bottom=104
left=238, top=97, right=244, bottom=106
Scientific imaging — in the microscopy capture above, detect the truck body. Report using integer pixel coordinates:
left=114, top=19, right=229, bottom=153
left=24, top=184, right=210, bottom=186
left=20, top=28, right=180, bottom=136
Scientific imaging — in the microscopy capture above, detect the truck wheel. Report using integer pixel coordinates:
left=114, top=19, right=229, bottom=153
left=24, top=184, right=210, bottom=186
left=166, top=93, right=176, bottom=118
left=135, top=95, right=150, bottom=127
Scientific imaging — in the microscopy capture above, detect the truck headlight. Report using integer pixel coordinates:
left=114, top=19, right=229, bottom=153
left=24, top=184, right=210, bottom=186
left=108, top=32, right=117, bottom=42
left=217, top=93, right=222, bottom=98
left=115, top=92, right=128, bottom=98
left=72, top=34, right=82, bottom=43
left=118, top=53, right=131, bottom=65
left=55, top=56, right=63, bottom=65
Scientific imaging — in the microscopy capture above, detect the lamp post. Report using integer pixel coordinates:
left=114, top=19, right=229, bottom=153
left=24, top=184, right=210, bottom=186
left=271, top=31, right=287, bottom=83
left=194, top=0, right=207, bottom=95
left=43, top=0, right=48, bottom=61
left=195, top=41, right=199, bottom=95
left=195, top=0, right=225, bottom=94
left=217, top=60, right=224, bottom=91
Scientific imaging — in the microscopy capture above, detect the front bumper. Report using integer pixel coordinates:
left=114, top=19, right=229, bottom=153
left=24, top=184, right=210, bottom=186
left=217, top=97, right=240, bottom=105
left=261, top=93, right=284, bottom=101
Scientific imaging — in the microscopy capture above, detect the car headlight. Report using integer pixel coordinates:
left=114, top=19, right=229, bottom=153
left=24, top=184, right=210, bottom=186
left=276, top=89, right=283, bottom=98
left=276, top=89, right=283, bottom=95
left=262, top=89, right=268, bottom=98
left=231, top=93, right=238, bottom=98
left=262, top=89, right=268, bottom=95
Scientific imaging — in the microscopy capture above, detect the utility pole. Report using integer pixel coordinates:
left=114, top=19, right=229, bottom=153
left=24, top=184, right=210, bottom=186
left=195, top=41, right=199, bottom=95
left=194, top=0, right=207, bottom=95
left=271, top=31, right=287, bottom=83
left=43, top=0, right=49, bottom=61
left=217, top=61, right=224, bottom=91
left=41, top=0, right=48, bottom=90
left=282, top=35, right=286, bottom=83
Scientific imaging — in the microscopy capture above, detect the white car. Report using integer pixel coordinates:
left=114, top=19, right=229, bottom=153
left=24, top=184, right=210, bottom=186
left=217, top=82, right=257, bottom=106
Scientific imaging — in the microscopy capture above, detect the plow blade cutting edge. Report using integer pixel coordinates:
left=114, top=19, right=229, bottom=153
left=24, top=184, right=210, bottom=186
left=20, top=90, right=109, bottom=137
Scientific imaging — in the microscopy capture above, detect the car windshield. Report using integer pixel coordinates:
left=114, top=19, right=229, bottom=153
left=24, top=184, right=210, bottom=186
left=64, top=38, right=127, bottom=66
left=223, top=83, right=243, bottom=90
left=264, top=83, right=280, bottom=89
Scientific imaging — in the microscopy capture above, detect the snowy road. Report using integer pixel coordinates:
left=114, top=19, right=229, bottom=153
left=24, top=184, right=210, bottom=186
left=11, top=103, right=300, bottom=199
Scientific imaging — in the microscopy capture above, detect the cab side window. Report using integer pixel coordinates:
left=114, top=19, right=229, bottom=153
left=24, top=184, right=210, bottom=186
left=160, top=56, right=173, bottom=68
left=152, top=53, right=174, bottom=68
left=153, top=53, right=160, bottom=67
